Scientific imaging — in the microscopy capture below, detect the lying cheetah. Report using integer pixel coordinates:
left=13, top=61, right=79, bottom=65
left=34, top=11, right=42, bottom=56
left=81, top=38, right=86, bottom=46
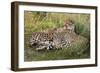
left=29, top=19, right=87, bottom=51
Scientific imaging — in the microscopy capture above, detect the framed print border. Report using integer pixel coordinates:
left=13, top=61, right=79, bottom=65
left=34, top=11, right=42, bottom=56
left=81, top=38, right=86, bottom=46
left=11, top=1, right=98, bottom=71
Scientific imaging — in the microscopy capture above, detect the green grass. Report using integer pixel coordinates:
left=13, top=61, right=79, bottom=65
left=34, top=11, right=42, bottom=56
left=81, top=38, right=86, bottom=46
left=24, top=11, right=90, bottom=61
left=24, top=37, right=90, bottom=61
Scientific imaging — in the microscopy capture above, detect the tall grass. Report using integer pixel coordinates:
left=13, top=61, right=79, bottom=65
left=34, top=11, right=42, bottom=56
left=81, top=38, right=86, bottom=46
left=24, top=11, right=90, bottom=61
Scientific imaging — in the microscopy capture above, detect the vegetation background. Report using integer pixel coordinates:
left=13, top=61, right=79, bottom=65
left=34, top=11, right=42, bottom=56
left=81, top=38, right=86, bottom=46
left=24, top=11, right=90, bottom=61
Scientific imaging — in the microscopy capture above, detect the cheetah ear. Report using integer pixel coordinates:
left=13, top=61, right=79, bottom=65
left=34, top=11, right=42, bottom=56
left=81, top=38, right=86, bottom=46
left=69, top=19, right=74, bottom=24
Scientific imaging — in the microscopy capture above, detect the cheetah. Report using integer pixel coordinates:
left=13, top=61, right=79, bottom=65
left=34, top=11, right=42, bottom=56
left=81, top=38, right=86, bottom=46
left=29, top=19, right=87, bottom=51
